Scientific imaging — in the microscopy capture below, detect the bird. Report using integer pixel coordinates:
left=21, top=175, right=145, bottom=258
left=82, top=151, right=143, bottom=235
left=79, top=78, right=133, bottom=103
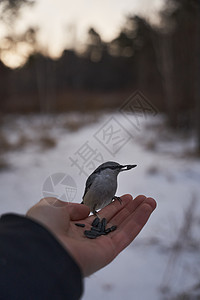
left=82, top=161, right=137, bottom=215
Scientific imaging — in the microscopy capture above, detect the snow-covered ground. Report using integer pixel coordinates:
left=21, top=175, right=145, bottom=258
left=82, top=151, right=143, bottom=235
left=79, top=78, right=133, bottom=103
left=1, top=112, right=200, bottom=299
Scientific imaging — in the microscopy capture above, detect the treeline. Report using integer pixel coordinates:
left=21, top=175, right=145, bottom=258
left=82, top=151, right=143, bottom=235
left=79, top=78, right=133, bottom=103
left=0, top=0, right=199, bottom=132
left=0, top=21, right=164, bottom=114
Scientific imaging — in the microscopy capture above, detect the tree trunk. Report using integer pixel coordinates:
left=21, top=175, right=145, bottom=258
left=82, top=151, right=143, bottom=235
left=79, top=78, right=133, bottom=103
left=195, top=2, right=200, bottom=153
left=157, top=33, right=178, bottom=128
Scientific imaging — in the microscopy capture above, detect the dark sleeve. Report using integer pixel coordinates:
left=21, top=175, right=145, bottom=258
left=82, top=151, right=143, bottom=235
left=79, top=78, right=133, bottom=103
left=0, top=213, right=83, bottom=300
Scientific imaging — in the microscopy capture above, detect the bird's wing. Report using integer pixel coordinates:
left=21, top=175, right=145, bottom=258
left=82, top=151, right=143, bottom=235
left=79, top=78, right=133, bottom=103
left=82, top=172, right=96, bottom=199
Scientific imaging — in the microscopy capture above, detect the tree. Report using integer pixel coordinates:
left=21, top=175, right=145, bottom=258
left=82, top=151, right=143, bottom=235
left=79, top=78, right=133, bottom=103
left=155, top=0, right=198, bottom=128
left=0, top=0, right=36, bottom=67
left=195, top=1, right=200, bottom=152
left=0, top=0, right=34, bottom=24
left=85, top=27, right=104, bottom=62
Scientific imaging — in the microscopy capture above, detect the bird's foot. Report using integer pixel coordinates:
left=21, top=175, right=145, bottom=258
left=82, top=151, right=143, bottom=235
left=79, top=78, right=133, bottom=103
left=112, top=196, right=122, bottom=205
left=92, top=210, right=99, bottom=216
left=92, top=204, right=98, bottom=216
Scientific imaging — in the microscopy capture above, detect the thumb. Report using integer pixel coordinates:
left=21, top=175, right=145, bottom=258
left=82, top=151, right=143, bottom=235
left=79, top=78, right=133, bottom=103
left=68, top=203, right=90, bottom=221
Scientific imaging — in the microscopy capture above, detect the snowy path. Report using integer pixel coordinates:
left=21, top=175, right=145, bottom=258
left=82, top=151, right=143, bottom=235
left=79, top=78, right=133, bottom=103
left=1, top=113, right=200, bottom=299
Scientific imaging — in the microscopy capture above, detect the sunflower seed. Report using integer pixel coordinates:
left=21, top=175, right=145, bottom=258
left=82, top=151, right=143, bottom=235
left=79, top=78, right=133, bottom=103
left=90, top=226, right=101, bottom=232
left=90, top=230, right=102, bottom=237
left=91, top=217, right=100, bottom=227
left=100, top=218, right=107, bottom=232
left=97, top=221, right=102, bottom=231
left=110, top=225, right=117, bottom=232
left=105, top=228, right=111, bottom=234
left=84, top=230, right=97, bottom=239
left=75, top=223, right=85, bottom=227
left=99, top=231, right=107, bottom=235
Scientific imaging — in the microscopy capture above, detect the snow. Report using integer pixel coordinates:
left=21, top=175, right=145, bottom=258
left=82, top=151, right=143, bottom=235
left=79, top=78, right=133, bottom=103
left=1, top=112, right=200, bottom=299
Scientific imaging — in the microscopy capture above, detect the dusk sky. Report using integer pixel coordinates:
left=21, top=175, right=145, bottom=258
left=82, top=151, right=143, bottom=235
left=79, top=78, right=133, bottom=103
left=1, top=0, right=165, bottom=67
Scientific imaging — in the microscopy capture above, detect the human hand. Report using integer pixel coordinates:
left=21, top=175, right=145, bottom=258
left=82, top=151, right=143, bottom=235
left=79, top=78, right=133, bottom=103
left=26, top=194, right=156, bottom=276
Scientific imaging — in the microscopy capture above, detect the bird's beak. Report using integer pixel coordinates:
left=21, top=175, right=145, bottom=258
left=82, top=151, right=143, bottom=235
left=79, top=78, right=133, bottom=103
left=120, top=164, right=137, bottom=172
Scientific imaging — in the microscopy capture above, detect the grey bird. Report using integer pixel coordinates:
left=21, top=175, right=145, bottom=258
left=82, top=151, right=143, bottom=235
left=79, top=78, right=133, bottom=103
left=82, top=161, right=137, bottom=215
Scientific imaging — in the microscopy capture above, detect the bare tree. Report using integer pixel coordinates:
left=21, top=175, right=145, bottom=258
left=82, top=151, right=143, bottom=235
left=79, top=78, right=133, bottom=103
left=0, top=0, right=34, bottom=24
left=195, top=1, right=200, bottom=153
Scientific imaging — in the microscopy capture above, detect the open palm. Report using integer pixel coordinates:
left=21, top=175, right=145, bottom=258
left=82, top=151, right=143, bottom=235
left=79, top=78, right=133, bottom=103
left=27, top=194, right=156, bottom=276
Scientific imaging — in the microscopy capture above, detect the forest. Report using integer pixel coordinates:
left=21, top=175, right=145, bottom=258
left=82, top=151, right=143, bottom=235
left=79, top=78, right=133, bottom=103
left=0, top=0, right=200, bottom=148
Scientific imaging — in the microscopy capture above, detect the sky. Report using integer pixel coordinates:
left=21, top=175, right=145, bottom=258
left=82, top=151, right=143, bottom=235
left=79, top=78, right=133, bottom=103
left=0, top=0, right=165, bottom=68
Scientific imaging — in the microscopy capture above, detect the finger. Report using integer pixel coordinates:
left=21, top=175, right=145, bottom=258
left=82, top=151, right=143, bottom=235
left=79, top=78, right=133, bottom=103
left=119, top=197, right=157, bottom=230
left=40, top=197, right=68, bottom=207
left=111, top=197, right=157, bottom=254
left=108, top=195, right=147, bottom=225
left=68, top=203, right=90, bottom=221
left=116, top=197, right=156, bottom=233
left=37, top=198, right=90, bottom=220
left=95, top=194, right=133, bottom=221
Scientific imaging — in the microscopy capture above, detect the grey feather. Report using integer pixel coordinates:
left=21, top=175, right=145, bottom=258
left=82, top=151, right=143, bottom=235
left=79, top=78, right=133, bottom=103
left=82, top=172, right=97, bottom=199
left=82, top=161, right=137, bottom=214
left=82, top=161, right=121, bottom=199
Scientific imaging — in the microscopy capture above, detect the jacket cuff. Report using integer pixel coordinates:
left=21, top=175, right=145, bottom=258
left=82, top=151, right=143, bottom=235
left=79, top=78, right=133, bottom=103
left=0, top=213, right=83, bottom=299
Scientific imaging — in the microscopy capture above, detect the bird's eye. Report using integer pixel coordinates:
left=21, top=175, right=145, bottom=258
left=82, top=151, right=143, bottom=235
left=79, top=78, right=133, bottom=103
left=109, top=166, right=120, bottom=170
